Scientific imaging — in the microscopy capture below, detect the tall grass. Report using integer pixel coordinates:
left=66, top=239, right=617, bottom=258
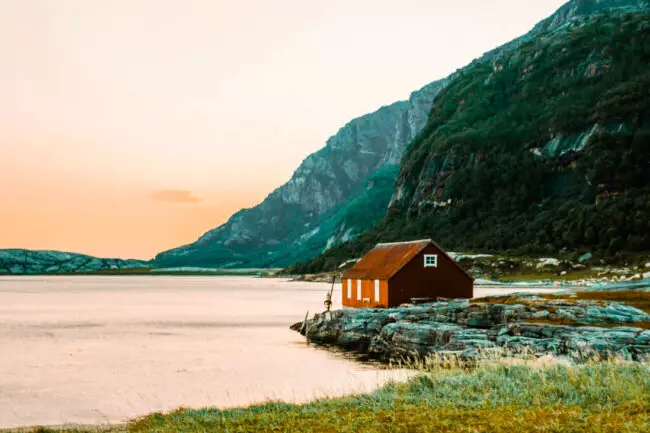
left=122, top=361, right=649, bottom=432
left=18, top=360, right=650, bottom=432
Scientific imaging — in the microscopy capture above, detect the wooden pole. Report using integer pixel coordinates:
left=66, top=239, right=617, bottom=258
left=324, top=275, right=335, bottom=313
left=300, top=310, right=309, bottom=335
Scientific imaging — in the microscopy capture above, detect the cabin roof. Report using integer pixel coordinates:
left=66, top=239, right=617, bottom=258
left=342, top=239, right=472, bottom=281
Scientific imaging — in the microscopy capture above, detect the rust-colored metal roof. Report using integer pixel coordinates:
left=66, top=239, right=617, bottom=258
left=342, top=239, right=473, bottom=281
left=342, top=240, right=432, bottom=280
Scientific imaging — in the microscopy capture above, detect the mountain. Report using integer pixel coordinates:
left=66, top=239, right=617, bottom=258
left=481, top=0, right=650, bottom=59
left=0, top=249, right=149, bottom=275
left=534, top=0, right=649, bottom=30
left=291, top=4, right=650, bottom=273
left=154, top=80, right=447, bottom=268
left=157, top=0, right=648, bottom=270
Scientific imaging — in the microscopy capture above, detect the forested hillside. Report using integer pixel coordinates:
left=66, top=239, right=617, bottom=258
left=291, top=10, right=650, bottom=273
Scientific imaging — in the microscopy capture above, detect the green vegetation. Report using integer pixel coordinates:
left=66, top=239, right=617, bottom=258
left=25, top=427, right=122, bottom=433
left=495, top=270, right=600, bottom=282
left=292, top=11, right=650, bottom=274
left=154, top=166, right=399, bottom=270
left=29, top=362, right=650, bottom=432
left=523, top=317, right=650, bottom=329
left=473, top=289, right=650, bottom=314
left=254, top=165, right=400, bottom=267
left=472, top=289, right=650, bottom=329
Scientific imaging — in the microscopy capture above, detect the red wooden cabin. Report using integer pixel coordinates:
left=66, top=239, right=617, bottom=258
left=341, top=239, right=473, bottom=308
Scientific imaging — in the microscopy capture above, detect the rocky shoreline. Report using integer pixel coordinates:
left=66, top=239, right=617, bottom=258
left=291, top=287, right=650, bottom=363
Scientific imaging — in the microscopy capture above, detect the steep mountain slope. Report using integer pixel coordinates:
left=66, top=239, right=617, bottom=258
left=258, top=165, right=400, bottom=267
left=482, top=0, right=649, bottom=59
left=0, top=249, right=148, bottom=274
left=155, top=81, right=447, bottom=268
left=292, top=8, right=650, bottom=273
left=534, top=0, right=649, bottom=29
left=157, top=0, right=647, bottom=270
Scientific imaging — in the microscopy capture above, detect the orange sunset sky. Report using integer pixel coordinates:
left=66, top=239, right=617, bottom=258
left=0, top=0, right=567, bottom=260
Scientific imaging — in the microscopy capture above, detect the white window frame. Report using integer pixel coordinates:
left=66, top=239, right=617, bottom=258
left=346, top=279, right=351, bottom=299
left=374, top=279, right=380, bottom=302
left=424, top=254, right=438, bottom=268
left=357, top=279, right=362, bottom=300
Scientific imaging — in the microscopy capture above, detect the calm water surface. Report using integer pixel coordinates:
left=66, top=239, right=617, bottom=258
left=0, top=276, right=558, bottom=428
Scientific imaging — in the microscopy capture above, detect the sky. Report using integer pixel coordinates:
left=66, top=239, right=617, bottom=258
left=0, top=0, right=568, bottom=260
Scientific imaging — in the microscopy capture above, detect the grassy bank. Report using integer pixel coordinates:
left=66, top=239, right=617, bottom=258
left=473, top=289, right=650, bottom=330
left=473, top=290, right=650, bottom=314
left=24, top=361, right=650, bottom=433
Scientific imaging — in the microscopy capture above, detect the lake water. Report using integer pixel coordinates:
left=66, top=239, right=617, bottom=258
left=0, top=276, right=559, bottom=428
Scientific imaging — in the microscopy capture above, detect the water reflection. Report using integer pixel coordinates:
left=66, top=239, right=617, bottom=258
left=0, top=276, right=561, bottom=428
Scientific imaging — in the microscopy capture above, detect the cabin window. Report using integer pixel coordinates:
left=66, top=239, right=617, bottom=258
left=424, top=254, right=438, bottom=268
left=374, top=279, right=380, bottom=301
left=357, top=279, right=362, bottom=300
left=346, top=279, right=351, bottom=299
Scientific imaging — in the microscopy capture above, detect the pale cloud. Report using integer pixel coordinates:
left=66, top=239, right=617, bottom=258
left=151, top=190, right=202, bottom=204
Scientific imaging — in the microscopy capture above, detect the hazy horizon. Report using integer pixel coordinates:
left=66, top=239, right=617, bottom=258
left=1, top=0, right=567, bottom=259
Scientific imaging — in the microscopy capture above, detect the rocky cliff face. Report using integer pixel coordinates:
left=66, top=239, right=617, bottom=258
left=0, top=249, right=149, bottom=274
left=154, top=81, right=447, bottom=268
left=292, top=1, right=650, bottom=273
left=157, top=0, right=648, bottom=270
left=534, top=0, right=649, bottom=31
left=388, top=8, right=650, bottom=252
left=481, top=0, right=650, bottom=60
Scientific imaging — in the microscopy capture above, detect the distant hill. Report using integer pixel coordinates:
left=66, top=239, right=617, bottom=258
left=0, top=249, right=149, bottom=275
left=291, top=5, right=650, bottom=273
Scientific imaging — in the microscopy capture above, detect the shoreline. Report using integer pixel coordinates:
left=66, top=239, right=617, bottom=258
left=0, top=424, right=126, bottom=433
left=5, top=361, right=649, bottom=432
left=2, top=280, right=649, bottom=432
left=292, top=287, right=650, bottom=364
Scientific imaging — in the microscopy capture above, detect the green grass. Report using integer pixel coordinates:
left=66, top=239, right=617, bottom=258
left=496, top=269, right=601, bottom=282
left=124, top=362, right=650, bottom=433
left=27, top=361, right=650, bottom=433
left=25, top=427, right=123, bottom=433
left=474, top=290, right=650, bottom=314
left=473, top=289, right=650, bottom=329
left=523, top=318, right=650, bottom=330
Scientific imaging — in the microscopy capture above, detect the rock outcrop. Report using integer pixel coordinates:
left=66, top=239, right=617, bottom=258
left=0, top=249, right=149, bottom=275
left=292, top=292, right=650, bottom=362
